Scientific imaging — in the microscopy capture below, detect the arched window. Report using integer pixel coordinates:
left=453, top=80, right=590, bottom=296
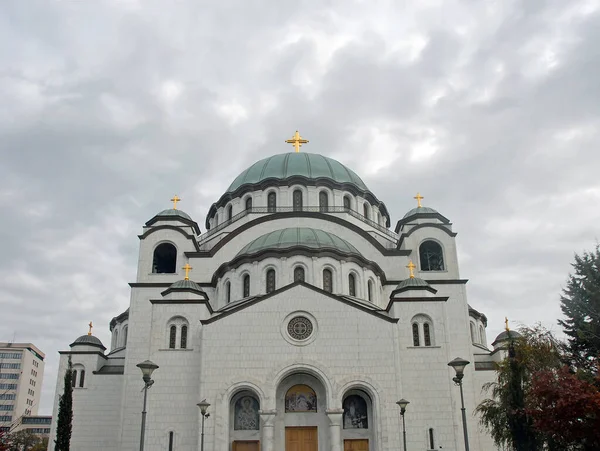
left=122, top=326, right=128, bottom=347
left=266, top=269, right=276, bottom=293
left=233, top=395, right=260, bottom=430
left=348, top=273, right=356, bottom=296
left=113, top=330, right=119, bottom=350
left=152, top=243, right=177, bottom=273
left=294, top=266, right=305, bottom=282
left=323, top=269, right=333, bottom=293
left=429, top=428, right=435, bottom=450
left=424, top=323, right=432, bottom=347
left=227, top=205, right=233, bottom=221
left=375, top=212, right=380, bottom=224
left=245, top=197, right=253, bottom=210
left=225, top=281, right=231, bottom=303
left=343, top=195, right=351, bottom=210
left=243, top=274, right=250, bottom=297
left=168, top=431, right=174, bottom=451
left=367, top=280, right=373, bottom=302
left=412, top=323, right=420, bottom=346
left=180, top=325, right=188, bottom=349
left=293, top=190, right=303, bottom=211
left=319, top=191, right=328, bottom=212
left=363, top=203, right=370, bottom=219
left=71, top=371, right=77, bottom=388
left=79, top=370, right=85, bottom=388
left=267, top=192, right=277, bottom=213
left=343, top=394, right=369, bottom=429
left=419, top=240, right=445, bottom=271
left=169, top=325, right=177, bottom=349
left=470, top=322, right=477, bottom=343
left=285, top=385, right=317, bottom=412
left=480, top=326, right=486, bottom=346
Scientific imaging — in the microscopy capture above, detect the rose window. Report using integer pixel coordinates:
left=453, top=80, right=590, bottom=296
left=287, top=316, right=313, bottom=341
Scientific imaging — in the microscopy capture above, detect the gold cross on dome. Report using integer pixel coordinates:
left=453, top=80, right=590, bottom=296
left=170, top=195, right=181, bottom=209
left=505, top=317, right=510, bottom=332
left=285, top=130, right=309, bottom=153
left=182, top=263, right=193, bottom=280
left=414, top=192, right=424, bottom=208
left=406, top=261, right=416, bottom=279
left=88, top=321, right=93, bottom=336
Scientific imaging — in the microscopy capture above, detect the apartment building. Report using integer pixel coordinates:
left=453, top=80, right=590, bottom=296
left=0, top=343, right=45, bottom=431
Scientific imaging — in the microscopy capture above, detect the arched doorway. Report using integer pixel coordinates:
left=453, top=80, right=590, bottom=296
left=341, top=389, right=374, bottom=450
left=230, top=390, right=261, bottom=451
left=275, top=373, right=329, bottom=451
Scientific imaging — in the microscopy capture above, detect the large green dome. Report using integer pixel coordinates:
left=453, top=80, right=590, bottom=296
left=237, top=227, right=360, bottom=257
left=227, top=153, right=368, bottom=193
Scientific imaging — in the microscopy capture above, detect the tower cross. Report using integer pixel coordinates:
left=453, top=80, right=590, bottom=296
left=170, top=195, right=181, bottom=209
left=406, top=261, right=416, bottom=279
left=182, top=263, right=193, bottom=280
left=414, top=192, right=424, bottom=208
left=285, top=130, right=309, bottom=153
left=88, top=321, right=93, bottom=336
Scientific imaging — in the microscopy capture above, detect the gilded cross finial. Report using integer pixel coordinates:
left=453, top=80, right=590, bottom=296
left=505, top=317, right=510, bottom=332
left=182, top=263, right=193, bottom=281
left=414, top=192, right=424, bottom=208
left=88, top=321, right=93, bottom=336
left=406, top=261, right=416, bottom=279
left=285, top=130, right=309, bottom=153
left=170, top=195, right=181, bottom=209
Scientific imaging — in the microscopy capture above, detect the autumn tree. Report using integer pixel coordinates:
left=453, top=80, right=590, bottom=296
left=476, top=325, right=562, bottom=451
left=528, top=366, right=600, bottom=450
left=559, top=244, right=600, bottom=373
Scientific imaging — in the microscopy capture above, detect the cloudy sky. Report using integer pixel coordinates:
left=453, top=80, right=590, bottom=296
left=1, top=0, right=599, bottom=415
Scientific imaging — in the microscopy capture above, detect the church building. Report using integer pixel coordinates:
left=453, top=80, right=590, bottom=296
left=49, top=133, right=509, bottom=451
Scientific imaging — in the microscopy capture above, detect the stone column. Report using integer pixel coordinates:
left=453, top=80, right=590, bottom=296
left=259, top=410, right=276, bottom=451
left=326, top=409, right=344, bottom=451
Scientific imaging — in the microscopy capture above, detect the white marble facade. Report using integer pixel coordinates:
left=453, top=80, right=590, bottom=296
left=49, top=152, right=504, bottom=451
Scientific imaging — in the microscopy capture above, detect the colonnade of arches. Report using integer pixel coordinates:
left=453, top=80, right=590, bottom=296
left=223, top=370, right=378, bottom=451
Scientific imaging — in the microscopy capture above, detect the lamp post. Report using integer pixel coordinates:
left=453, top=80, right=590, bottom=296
left=396, top=398, right=410, bottom=451
left=136, top=360, right=159, bottom=451
left=197, top=399, right=210, bottom=451
left=448, top=357, right=470, bottom=451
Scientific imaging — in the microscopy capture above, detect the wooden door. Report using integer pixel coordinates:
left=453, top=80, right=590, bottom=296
left=285, top=427, right=318, bottom=451
left=232, top=441, right=260, bottom=451
left=344, top=439, right=369, bottom=451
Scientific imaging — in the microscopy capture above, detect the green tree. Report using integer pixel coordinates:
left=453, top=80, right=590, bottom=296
left=54, top=357, right=73, bottom=451
left=476, top=325, right=562, bottom=451
left=559, top=244, right=600, bottom=373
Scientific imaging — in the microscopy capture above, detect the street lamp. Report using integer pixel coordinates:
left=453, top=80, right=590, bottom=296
left=197, top=399, right=210, bottom=451
left=396, top=398, right=410, bottom=451
left=136, top=360, right=159, bottom=451
left=448, top=357, right=470, bottom=451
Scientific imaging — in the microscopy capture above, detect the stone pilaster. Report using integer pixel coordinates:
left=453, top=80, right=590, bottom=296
left=326, top=409, right=344, bottom=451
left=259, top=410, right=276, bottom=451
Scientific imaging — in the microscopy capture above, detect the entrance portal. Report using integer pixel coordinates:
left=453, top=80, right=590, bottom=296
left=344, top=439, right=369, bottom=451
left=232, top=441, right=260, bottom=451
left=285, top=427, right=318, bottom=451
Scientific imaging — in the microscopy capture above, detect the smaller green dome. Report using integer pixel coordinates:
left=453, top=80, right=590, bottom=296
left=169, top=279, right=204, bottom=292
left=403, top=206, right=439, bottom=219
left=395, top=277, right=431, bottom=290
left=71, top=335, right=106, bottom=350
left=237, top=227, right=360, bottom=257
left=157, top=208, right=192, bottom=221
left=492, top=330, right=522, bottom=345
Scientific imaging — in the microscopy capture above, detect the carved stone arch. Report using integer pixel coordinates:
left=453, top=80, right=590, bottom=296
left=418, top=238, right=446, bottom=272
left=268, top=360, right=336, bottom=409
left=338, top=380, right=382, bottom=449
